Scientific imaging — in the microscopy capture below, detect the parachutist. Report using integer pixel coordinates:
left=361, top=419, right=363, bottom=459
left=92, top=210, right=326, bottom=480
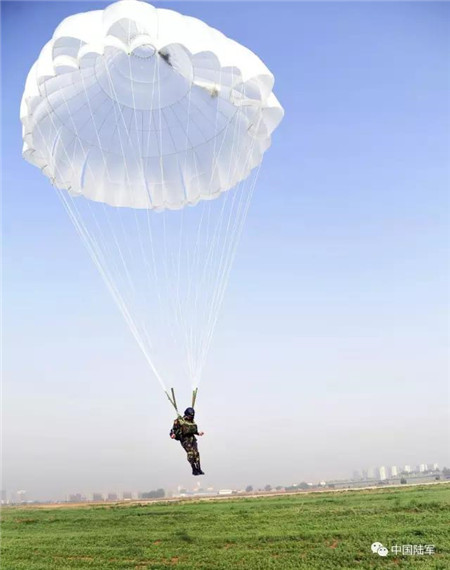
left=170, top=407, right=205, bottom=476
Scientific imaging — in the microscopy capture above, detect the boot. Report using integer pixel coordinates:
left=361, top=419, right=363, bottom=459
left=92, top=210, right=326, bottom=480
left=194, top=461, right=204, bottom=476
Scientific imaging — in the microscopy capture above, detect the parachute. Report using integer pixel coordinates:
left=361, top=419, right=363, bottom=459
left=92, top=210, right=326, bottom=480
left=21, top=0, right=283, bottom=407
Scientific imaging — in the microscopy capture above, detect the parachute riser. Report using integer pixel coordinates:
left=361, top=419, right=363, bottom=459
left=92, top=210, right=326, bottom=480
left=165, top=387, right=198, bottom=415
left=165, top=389, right=179, bottom=415
left=191, top=387, right=198, bottom=409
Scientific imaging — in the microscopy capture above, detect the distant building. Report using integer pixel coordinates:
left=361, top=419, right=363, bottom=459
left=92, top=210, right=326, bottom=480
left=122, top=492, right=133, bottom=500
left=92, top=493, right=103, bottom=501
left=378, top=466, right=387, bottom=481
left=218, top=489, right=233, bottom=495
left=404, top=465, right=411, bottom=473
left=419, top=464, right=427, bottom=473
left=352, top=470, right=361, bottom=481
left=69, top=494, right=84, bottom=502
left=361, top=470, right=368, bottom=479
left=17, top=490, right=27, bottom=503
left=432, top=463, right=439, bottom=471
left=107, top=493, right=118, bottom=501
left=390, top=466, right=398, bottom=477
left=367, top=467, right=375, bottom=479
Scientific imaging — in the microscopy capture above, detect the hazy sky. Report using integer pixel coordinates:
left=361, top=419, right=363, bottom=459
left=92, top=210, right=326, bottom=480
left=2, top=0, right=449, bottom=501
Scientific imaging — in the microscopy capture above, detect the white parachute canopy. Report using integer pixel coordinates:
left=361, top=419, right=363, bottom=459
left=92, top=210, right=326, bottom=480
left=21, top=0, right=283, bottom=397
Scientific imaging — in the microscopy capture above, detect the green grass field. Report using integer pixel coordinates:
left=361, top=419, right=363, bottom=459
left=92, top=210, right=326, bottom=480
left=1, top=484, right=449, bottom=569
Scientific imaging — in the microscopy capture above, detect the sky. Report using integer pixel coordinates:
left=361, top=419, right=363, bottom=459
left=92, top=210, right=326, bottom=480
left=2, top=0, right=449, bottom=501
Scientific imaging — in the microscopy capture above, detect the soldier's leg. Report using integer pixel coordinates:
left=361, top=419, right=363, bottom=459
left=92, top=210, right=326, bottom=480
left=191, top=440, right=204, bottom=475
left=181, top=439, right=198, bottom=474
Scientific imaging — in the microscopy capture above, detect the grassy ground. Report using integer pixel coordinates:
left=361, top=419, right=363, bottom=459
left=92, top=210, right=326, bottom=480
left=1, top=483, right=449, bottom=569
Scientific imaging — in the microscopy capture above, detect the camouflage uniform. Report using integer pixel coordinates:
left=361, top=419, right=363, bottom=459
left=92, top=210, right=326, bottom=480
left=170, top=416, right=203, bottom=474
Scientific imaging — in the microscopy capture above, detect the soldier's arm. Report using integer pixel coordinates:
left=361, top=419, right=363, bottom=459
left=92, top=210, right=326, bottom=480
left=192, top=421, right=204, bottom=436
left=169, top=418, right=180, bottom=439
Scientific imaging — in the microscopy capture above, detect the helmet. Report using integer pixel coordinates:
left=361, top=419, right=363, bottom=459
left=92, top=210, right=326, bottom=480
left=184, top=407, right=195, bottom=418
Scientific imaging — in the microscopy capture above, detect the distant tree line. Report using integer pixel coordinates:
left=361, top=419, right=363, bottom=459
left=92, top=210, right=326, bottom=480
left=139, top=489, right=165, bottom=499
left=243, top=469, right=450, bottom=496
left=284, top=482, right=310, bottom=491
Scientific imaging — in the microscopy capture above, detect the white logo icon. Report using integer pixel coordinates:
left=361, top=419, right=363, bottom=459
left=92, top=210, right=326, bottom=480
left=371, top=542, right=389, bottom=556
